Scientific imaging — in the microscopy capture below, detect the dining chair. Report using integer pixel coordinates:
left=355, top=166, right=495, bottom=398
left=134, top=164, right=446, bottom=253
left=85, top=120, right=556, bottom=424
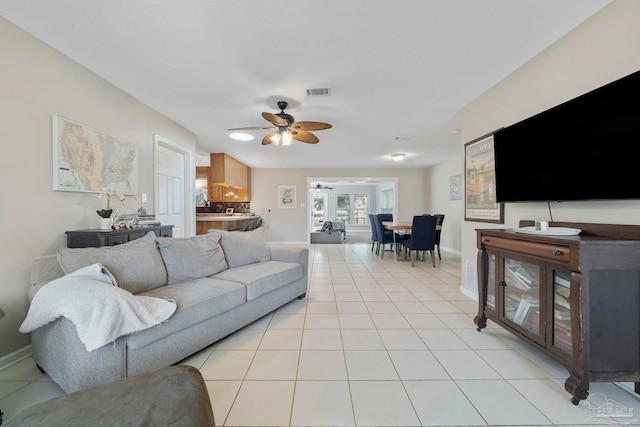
left=373, top=214, right=397, bottom=258
left=401, top=215, right=437, bottom=267
left=434, top=214, right=445, bottom=259
left=378, top=213, right=393, bottom=222
left=368, top=214, right=378, bottom=253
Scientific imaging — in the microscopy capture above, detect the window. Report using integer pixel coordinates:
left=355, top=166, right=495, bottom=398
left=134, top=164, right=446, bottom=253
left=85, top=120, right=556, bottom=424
left=336, top=193, right=369, bottom=225
left=380, top=188, right=394, bottom=215
left=354, top=193, right=368, bottom=224
left=336, top=193, right=350, bottom=223
left=311, top=193, right=326, bottom=226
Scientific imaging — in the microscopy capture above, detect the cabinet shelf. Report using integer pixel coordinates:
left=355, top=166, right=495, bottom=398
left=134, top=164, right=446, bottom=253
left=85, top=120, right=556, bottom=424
left=475, top=221, right=640, bottom=405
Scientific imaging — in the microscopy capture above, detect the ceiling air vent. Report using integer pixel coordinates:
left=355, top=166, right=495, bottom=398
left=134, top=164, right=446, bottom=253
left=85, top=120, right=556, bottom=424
left=306, top=87, right=332, bottom=96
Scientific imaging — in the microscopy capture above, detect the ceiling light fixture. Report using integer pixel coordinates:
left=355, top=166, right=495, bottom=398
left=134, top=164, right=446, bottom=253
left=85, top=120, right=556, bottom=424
left=390, top=153, right=406, bottom=162
left=224, top=186, right=239, bottom=198
left=229, top=132, right=255, bottom=141
left=269, top=130, right=293, bottom=146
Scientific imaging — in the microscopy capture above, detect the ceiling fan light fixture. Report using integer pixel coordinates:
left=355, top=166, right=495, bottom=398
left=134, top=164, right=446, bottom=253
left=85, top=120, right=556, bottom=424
left=391, top=153, right=406, bottom=162
left=281, top=131, right=293, bottom=146
left=269, top=133, right=281, bottom=145
left=229, top=132, right=255, bottom=141
left=231, top=100, right=332, bottom=146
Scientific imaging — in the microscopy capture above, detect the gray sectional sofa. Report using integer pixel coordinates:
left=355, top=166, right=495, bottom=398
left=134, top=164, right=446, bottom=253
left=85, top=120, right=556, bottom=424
left=27, top=228, right=308, bottom=393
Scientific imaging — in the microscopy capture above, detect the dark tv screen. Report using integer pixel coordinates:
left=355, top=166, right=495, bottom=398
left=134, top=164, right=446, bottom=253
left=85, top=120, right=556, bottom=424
left=493, top=69, right=640, bottom=203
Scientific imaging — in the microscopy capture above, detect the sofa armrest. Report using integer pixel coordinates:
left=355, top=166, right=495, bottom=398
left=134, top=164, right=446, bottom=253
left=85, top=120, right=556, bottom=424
left=30, top=255, right=65, bottom=301
left=268, top=245, right=309, bottom=297
left=268, top=245, right=308, bottom=265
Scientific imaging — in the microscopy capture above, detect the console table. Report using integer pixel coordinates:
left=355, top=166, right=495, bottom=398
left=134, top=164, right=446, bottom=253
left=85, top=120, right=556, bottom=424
left=66, top=225, right=173, bottom=248
left=474, top=220, right=640, bottom=404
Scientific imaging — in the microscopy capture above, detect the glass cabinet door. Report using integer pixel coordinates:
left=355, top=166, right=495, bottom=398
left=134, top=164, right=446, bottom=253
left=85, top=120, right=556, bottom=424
left=486, top=252, right=496, bottom=312
left=552, top=270, right=572, bottom=355
left=501, top=256, right=542, bottom=340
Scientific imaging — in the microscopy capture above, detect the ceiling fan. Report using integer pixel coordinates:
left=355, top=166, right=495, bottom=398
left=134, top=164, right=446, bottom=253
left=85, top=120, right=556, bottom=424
left=313, top=183, right=334, bottom=192
left=228, top=101, right=332, bottom=145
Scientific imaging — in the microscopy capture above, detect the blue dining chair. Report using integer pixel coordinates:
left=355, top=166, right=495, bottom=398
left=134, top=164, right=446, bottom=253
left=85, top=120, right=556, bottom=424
left=401, top=215, right=437, bottom=267
left=374, top=214, right=404, bottom=258
left=434, top=214, right=445, bottom=259
left=373, top=214, right=397, bottom=258
left=368, top=214, right=378, bottom=253
left=377, top=213, right=405, bottom=242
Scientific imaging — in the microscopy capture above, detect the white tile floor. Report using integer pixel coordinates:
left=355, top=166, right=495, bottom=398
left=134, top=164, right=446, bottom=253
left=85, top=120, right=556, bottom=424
left=2, top=241, right=640, bottom=426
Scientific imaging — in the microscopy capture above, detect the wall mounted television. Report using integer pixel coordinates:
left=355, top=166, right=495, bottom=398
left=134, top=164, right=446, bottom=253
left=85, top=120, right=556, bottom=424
left=493, top=69, right=640, bottom=203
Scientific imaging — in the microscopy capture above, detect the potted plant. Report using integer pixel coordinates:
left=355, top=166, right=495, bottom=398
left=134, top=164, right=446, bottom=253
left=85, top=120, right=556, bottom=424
left=97, top=189, right=125, bottom=229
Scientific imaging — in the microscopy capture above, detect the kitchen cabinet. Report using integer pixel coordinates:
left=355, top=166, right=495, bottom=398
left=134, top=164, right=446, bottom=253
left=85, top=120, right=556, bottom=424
left=475, top=220, right=640, bottom=404
left=207, top=153, right=251, bottom=202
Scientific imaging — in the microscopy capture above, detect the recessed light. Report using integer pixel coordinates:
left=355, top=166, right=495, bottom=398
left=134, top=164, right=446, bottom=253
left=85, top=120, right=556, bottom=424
left=390, top=153, right=406, bottom=162
left=229, top=132, right=255, bottom=141
left=394, top=137, right=412, bottom=141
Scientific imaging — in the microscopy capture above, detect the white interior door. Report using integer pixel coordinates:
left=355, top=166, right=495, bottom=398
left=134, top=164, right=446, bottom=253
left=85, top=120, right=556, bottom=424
left=155, top=138, right=186, bottom=237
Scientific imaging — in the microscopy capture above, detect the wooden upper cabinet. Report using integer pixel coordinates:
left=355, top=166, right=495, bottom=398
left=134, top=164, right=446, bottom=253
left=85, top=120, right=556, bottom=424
left=208, top=153, right=251, bottom=202
left=196, top=167, right=209, bottom=189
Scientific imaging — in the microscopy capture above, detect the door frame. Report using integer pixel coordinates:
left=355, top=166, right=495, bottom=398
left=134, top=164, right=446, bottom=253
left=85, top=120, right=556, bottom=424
left=154, top=135, right=195, bottom=236
left=306, top=176, right=398, bottom=243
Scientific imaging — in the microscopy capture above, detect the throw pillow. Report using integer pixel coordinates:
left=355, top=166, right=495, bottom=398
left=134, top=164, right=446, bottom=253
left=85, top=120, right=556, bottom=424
left=156, top=233, right=228, bottom=284
left=57, top=232, right=168, bottom=294
left=217, top=227, right=270, bottom=268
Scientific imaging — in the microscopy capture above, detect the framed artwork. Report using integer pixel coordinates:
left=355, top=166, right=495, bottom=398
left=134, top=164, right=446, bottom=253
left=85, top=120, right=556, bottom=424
left=449, top=174, right=462, bottom=200
left=278, top=185, right=297, bottom=208
left=52, top=116, right=138, bottom=194
left=226, top=207, right=234, bottom=215
left=464, top=131, right=504, bottom=223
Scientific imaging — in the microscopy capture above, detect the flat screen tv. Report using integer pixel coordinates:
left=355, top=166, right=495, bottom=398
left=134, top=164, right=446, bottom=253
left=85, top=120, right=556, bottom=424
left=493, top=69, right=640, bottom=203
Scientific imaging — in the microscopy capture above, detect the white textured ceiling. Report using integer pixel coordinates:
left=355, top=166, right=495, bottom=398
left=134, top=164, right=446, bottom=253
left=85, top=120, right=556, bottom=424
left=0, top=1, right=610, bottom=169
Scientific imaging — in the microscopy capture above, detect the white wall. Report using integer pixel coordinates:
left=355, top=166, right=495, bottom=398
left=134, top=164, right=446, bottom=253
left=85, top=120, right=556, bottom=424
left=251, top=168, right=431, bottom=243
left=0, top=17, right=197, bottom=358
left=459, top=0, right=640, bottom=295
left=425, top=148, right=464, bottom=253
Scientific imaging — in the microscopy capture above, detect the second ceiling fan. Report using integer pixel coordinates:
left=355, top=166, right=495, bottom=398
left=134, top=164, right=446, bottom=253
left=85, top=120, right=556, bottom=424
left=228, top=101, right=332, bottom=145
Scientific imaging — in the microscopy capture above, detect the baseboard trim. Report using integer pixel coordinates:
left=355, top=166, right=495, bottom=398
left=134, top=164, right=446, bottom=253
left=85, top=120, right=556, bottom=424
left=0, top=345, right=31, bottom=372
left=459, top=285, right=478, bottom=301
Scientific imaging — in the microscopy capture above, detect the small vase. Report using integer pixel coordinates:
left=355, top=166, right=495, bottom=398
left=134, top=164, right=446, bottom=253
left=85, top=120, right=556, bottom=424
left=99, top=217, right=112, bottom=230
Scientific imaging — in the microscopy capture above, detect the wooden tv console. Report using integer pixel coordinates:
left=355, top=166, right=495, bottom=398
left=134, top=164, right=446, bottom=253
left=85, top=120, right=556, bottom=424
left=474, top=220, right=640, bottom=404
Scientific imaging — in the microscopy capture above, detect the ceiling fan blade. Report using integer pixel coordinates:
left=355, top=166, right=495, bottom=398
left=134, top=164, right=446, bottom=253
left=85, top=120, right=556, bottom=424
left=291, top=130, right=319, bottom=144
left=262, top=112, right=288, bottom=127
left=291, top=121, right=333, bottom=131
left=227, top=126, right=275, bottom=131
left=262, top=132, right=277, bottom=145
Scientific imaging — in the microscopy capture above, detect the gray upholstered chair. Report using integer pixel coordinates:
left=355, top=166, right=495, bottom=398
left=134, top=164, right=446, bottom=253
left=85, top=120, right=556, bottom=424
left=4, top=366, right=215, bottom=426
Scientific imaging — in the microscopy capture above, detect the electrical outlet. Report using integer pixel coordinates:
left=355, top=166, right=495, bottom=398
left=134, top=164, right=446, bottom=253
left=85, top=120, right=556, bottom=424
left=141, top=193, right=147, bottom=203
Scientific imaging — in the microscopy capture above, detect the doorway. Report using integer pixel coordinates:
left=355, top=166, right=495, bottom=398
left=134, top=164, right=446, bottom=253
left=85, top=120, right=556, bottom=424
left=154, top=135, right=192, bottom=237
left=306, top=177, right=398, bottom=242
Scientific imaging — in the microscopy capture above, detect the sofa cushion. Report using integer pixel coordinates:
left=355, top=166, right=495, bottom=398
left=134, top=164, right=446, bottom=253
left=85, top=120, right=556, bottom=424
left=211, top=227, right=270, bottom=268
left=57, top=232, right=167, bottom=294
left=128, top=277, right=246, bottom=350
left=156, top=233, right=227, bottom=285
left=213, top=260, right=303, bottom=300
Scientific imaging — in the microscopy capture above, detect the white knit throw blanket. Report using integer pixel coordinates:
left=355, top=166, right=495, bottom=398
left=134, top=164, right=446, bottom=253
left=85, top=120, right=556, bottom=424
left=20, top=263, right=176, bottom=352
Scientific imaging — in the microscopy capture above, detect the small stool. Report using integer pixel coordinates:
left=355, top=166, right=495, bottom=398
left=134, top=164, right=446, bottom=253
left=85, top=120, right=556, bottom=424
left=4, top=365, right=215, bottom=426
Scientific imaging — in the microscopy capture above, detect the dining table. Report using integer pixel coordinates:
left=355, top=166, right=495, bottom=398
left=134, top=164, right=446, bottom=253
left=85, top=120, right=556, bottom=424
left=382, top=221, right=442, bottom=232
left=382, top=221, right=442, bottom=260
